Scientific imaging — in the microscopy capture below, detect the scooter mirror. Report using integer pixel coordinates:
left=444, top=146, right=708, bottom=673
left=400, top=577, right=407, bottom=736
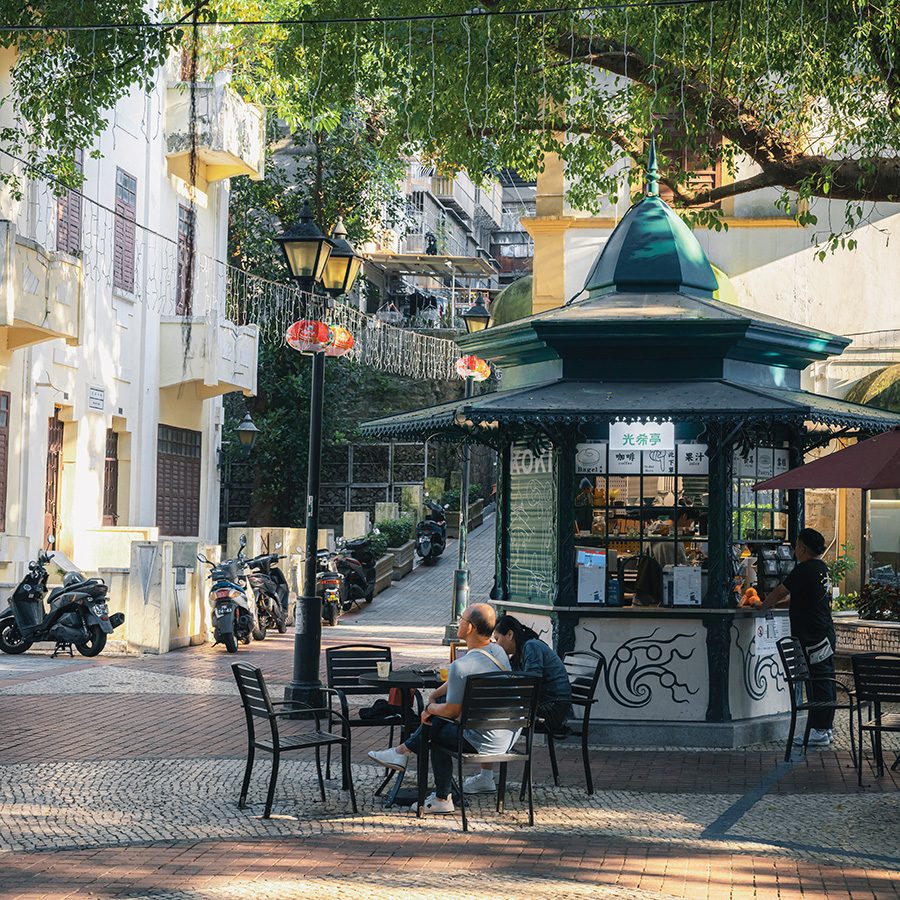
left=274, top=542, right=282, bottom=550
left=239, top=534, right=247, bottom=549
left=443, top=504, right=449, bottom=510
left=372, top=528, right=380, bottom=535
left=196, top=553, right=209, bottom=564
left=47, top=533, right=55, bottom=546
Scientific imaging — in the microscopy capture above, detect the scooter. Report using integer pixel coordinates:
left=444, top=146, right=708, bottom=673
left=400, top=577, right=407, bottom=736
left=334, top=537, right=375, bottom=607
left=416, top=499, right=448, bottom=566
left=315, top=550, right=345, bottom=626
left=0, top=545, right=124, bottom=657
left=197, top=535, right=257, bottom=653
left=246, top=552, right=288, bottom=635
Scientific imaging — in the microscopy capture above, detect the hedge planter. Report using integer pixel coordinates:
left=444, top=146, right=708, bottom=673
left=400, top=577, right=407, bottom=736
left=835, top=618, right=900, bottom=656
left=389, top=540, right=416, bottom=581
left=445, top=500, right=484, bottom=540
left=373, top=554, right=395, bottom=597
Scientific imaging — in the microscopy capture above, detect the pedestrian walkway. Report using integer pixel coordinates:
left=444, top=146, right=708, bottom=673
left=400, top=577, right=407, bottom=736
left=0, top=512, right=898, bottom=899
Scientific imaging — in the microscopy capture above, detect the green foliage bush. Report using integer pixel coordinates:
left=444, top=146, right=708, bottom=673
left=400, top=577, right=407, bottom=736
left=375, top=516, right=414, bottom=548
left=827, top=543, right=858, bottom=585
left=366, top=530, right=389, bottom=559
left=441, top=484, right=483, bottom=511
left=857, top=583, right=900, bottom=622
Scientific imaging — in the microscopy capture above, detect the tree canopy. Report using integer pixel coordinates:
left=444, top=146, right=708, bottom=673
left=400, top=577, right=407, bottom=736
left=208, top=0, right=900, bottom=246
left=6, top=1, right=900, bottom=248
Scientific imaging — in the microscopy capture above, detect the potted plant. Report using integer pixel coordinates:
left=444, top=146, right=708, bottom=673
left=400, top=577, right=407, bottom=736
left=375, top=515, right=416, bottom=581
left=366, top=530, right=394, bottom=597
left=442, top=484, right=484, bottom=539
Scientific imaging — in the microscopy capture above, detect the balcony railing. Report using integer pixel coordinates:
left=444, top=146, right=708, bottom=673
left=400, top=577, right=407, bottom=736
left=0, top=221, right=81, bottom=349
left=159, top=314, right=258, bottom=399
left=165, top=74, right=265, bottom=191
left=430, top=175, right=477, bottom=221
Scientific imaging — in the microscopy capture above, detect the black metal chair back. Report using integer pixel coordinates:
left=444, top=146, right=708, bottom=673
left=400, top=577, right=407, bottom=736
left=325, top=643, right=393, bottom=695
left=233, top=661, right=280, bottom=744
left=851, top=653, right=900, bottom=704
left=460, top=671, right=541, bottom=735
left=565, top=651, right=604, bottom=706
left=777, top=636, right=812, bottom=695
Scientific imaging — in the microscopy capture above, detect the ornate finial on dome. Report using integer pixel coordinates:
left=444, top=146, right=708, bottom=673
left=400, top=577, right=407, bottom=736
left=646, top=136, right=660, bottom=197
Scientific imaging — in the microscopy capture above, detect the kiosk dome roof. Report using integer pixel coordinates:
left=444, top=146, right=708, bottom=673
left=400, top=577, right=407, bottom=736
left=582, top=142, right=718, bottom=298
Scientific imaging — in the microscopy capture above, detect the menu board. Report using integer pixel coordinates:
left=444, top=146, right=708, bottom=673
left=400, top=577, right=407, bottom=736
left=508, top=442, right=557, bottom=606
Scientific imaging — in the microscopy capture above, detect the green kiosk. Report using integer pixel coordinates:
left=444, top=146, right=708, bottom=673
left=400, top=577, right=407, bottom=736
left=363, top=153, right=899, bottom=746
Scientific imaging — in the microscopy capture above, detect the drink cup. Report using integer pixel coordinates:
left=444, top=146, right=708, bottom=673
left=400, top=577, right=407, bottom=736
left=439, top=666, right=449, bottom=682
left=376, top=661, right=391, bottom=678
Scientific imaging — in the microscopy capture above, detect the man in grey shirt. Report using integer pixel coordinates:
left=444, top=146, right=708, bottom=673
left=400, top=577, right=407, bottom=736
left=368, top=603, right=517, bottom=815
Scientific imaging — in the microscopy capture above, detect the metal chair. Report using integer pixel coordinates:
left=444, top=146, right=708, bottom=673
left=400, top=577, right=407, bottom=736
left=417, top=673, right=541, bottom=832
left=775, top=637, right=857, bottom=764
left=543, top=651, right=604, bottom=795
left=324, top=643, right=420, bottom=788
left=232, top=663, right=356, bottom=818
left=850, top=653, right=900, bottom=786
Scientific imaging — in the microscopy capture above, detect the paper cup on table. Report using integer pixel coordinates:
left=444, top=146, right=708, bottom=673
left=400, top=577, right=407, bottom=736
left=376, top=661, right=391, bottom=678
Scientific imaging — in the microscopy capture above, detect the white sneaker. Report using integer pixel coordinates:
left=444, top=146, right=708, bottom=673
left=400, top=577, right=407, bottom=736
left=367, top=747, right=408, bottom=771
left=411, top=792, right=454, bottom=814
left=793, top=728, right=832, bottom=747
left=463, top=770, right=497, bottom=794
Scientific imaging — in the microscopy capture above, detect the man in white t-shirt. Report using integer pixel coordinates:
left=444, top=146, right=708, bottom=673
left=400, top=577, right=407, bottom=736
left=368, top=603, right=515, bottom=814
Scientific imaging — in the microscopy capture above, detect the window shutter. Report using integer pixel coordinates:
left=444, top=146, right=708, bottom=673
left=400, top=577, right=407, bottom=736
left=114, top=168, right=137, bottom=293
left=176, top=204, right=195, bottom=315
left=56, top=150, right=83, bottom=256
left=156, top=425, right=202, bottom=536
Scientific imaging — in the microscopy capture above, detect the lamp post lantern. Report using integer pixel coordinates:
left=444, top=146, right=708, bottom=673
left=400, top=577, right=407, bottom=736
left=279, top=206, right=361, bottom=709
left=444, top=305, right=491, bottom=642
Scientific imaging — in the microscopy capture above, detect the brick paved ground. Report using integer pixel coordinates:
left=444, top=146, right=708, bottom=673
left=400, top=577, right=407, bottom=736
left=1, top=513, right=898, bottom=899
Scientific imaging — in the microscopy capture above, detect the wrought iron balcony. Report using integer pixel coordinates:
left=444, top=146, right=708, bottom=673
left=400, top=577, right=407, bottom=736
left=165, top=74, right=265, bottom=191
left=0, top=220, right=81, bottom=349
left=159, top=314, right=258, bottom=399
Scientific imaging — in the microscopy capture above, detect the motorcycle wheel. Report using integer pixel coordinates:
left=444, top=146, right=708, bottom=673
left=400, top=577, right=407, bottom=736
left=423, top=555, right=438, bottom=566
left=223, top=633, right=238, bottom=653
left=241, top=632, right=252, bottom=645
left=365, top=588, right=374, bottom=604
left=75, top=624, right=107, bottom=657
left=0, top=619, right=33, bottom=655
left=324, top=602, right=338, bottom=626
left=276, top=617, right=287, bottom=634
left=252, top=624, right=267, bottom=641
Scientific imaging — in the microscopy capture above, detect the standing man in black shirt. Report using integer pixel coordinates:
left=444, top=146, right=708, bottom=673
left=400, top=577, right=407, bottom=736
left=762, top=528, right=836, bottom=747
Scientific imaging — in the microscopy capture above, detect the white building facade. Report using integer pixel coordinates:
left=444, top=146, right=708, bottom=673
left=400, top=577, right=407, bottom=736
left=0, top=50, right=262, bottom=584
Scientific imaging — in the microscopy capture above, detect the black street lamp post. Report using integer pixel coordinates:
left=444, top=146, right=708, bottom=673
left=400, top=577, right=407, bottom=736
left=444, top=298, right=492, bottom=642
left=278, top=205, right=361, bottom=709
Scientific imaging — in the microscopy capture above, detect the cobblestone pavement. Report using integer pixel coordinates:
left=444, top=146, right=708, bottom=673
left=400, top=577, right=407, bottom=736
left=1, top=513, right=899, bottom=899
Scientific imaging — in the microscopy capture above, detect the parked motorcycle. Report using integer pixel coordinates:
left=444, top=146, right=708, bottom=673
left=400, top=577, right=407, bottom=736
left=245, top=552, right=288, bottom=635
left=316, top=549, right=345, bottom=627
left=197, top=535, right=257, bottom=653
left=335, top=537, right=376, bottom=606
left=0, top=545, right=125, bottom=657
left=416, top=499, right=448, bottom=566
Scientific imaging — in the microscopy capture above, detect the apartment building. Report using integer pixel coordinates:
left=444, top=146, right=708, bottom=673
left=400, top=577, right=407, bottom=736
left=0, top=51, right=261, bottom=583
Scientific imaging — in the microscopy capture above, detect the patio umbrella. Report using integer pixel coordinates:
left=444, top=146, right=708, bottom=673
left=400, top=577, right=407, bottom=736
left=753, top=427, right=900, bottom=491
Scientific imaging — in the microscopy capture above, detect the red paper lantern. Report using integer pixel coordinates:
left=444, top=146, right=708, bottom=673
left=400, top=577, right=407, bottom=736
left=286, top=319, right=330, bottom=353
left=325, top=325, right=355, bottom=357
left=455, top=354, right=491, bottom=382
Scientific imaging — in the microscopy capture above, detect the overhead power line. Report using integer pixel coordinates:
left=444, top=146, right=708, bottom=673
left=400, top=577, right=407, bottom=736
left=0, top=0, right=729, bottom=34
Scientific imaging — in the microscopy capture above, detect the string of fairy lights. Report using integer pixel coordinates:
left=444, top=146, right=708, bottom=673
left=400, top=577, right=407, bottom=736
left=6, top=149, right=460, bottom=380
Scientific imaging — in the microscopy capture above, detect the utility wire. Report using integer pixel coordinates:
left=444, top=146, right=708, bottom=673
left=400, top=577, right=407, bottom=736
left=0, top=0, right=729, bottom=34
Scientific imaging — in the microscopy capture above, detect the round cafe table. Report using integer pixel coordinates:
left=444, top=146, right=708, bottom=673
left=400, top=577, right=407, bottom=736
left=359, top=668, right=443, bottom=807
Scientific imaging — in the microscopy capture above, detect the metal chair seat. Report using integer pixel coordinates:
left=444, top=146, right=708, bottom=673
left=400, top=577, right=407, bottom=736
left=851, top=653, right=900, bottom=785
left=860, top=711, right=900, bottom=731
left=254, top=731, right=341, bottom=753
